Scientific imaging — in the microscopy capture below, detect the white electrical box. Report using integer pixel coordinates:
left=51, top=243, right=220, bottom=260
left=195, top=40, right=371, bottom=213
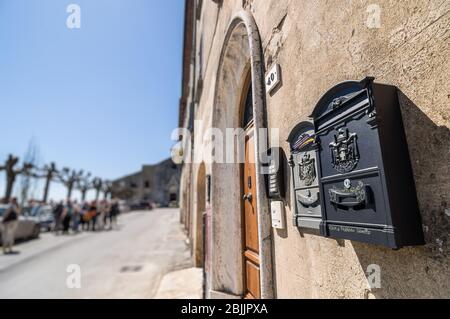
left=270, top=200, right=286, bottom=229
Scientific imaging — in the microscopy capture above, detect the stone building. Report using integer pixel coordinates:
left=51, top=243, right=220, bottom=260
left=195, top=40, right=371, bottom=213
left=112, top=158, right=181, bottom=207
left=178, top=0, right=450, bottom=298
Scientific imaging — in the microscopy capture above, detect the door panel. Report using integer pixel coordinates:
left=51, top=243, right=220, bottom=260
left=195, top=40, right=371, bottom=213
left=245, top=260, right=260, bottom=299
left=242, top=130, right=261, bottom=299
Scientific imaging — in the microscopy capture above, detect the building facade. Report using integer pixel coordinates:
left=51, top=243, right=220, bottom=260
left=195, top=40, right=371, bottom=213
left=179, top=0, right=450, bottom=298
left=112, top=158, right=181, bottom=207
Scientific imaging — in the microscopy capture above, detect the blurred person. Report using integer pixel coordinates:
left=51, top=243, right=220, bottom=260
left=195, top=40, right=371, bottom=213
left=103, top=201, right=111, bottom=230
left=72, top=200, right=81, bottom=233
left=52, top=201, right=64, bottom=235
left=1, top=197, right=20, bottom=254
left=80, top=201, right=89, bottom=231
left=97, top=200, right=106, bottom=231
left=62, top=200, right=73, bottom=234
left=109, top=198, right=120, bottom=230
left=88, top=201, right=98, bottom=231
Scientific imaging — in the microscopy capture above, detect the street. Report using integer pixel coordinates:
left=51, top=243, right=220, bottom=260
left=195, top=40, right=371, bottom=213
left=0, top=209, right=202, bottom=299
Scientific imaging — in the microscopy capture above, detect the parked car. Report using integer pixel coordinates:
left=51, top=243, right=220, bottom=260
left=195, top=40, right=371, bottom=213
left=129, top=201, right=153, bottom=211
left=0, top=205, right=40, bottom=244
left=118, top=200, right=130, bottom=214
left=24, top=205, right=54, bottom=232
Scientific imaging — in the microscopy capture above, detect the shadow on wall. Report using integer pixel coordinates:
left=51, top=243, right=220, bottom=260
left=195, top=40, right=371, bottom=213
left=353, top=90, right=450, bottom=299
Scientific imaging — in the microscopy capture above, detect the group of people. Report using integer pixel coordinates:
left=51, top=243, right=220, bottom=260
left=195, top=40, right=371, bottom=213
left=51, top=199, right=121, bottom=234
left=1, top=197, right=121, bottom=255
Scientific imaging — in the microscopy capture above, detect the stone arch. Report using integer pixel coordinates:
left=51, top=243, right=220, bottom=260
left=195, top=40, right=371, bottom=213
left=210, top=11, right=274, bottom=298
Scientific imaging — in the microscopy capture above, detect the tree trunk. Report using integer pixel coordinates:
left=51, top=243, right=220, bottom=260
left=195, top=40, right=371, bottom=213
left=81, top=189, right=87, bottom=201
left=4, top=175, right=16, bottom=203
left=42, top=176, right=51, bottom=203
left=67, top=184, right=73, bottom=200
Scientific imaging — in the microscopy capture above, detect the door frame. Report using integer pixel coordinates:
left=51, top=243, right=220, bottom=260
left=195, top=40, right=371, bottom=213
left=209, top=10, right=274, bottom=299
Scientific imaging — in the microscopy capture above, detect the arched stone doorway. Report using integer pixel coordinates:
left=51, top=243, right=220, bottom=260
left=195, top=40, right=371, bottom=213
left=210, top=11, right=274, bottom=299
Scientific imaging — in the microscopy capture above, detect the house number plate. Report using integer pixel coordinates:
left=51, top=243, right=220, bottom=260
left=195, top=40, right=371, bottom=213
left=265, top=64, right=281, bottom=94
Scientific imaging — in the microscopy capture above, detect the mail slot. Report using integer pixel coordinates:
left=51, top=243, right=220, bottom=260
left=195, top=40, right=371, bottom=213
left=288, top=122, right=322, bottom=230
left=311, top=77, right=425, bottom=249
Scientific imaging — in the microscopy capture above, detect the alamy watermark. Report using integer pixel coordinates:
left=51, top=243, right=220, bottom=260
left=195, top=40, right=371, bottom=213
left=171, top=120, right=280, bottom=175
left=66, top=4, right=81, bottom=29
left=366, top=4, right=381, bottom=29
left=66, top=264, right=81, bottom=289
left=366, top=264, right=381, bottom=289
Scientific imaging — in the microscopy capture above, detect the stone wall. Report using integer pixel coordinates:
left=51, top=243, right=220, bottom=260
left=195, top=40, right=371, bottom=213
left=113, top=158, right=181, bottom=207
left=187, top=0, right=450, bottom=298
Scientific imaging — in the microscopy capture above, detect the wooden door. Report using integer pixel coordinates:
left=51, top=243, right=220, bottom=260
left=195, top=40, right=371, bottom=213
left=242, top=129, right=261, bottom=299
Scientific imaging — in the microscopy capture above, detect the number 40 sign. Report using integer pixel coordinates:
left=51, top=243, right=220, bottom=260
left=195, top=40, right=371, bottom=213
left=265, top=64, right=281, bottom=94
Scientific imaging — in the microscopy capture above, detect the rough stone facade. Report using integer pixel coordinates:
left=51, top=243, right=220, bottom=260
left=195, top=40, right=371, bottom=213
left=179, top=0, right=450, bottom=298
left=112, top=158, right=181, bottom=207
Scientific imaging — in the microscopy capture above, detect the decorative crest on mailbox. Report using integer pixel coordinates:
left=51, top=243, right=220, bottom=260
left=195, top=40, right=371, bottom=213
left=299, top=153, right=316, bottom=186
left=329, top=128, right=359, bottom=173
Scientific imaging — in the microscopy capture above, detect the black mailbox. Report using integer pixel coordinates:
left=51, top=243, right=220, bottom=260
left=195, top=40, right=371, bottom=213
left=311, top=77, right=425, bottom=249
left=288, top=122, right=322, bottom=230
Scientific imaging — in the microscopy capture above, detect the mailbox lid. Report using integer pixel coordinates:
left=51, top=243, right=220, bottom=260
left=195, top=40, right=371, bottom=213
left=311, top=78, right=374, bottom=130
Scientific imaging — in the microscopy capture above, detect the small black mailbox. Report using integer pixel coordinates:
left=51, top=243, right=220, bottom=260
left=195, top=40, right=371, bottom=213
left=311, top=77, right=425, bottom=249
left=288, top=122, right=322, bottom=229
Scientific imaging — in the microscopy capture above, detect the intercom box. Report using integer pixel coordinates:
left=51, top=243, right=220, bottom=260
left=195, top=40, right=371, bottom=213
left=270, top=200, right=286, bottom=229
left=266, top=148, right=284, bottom=200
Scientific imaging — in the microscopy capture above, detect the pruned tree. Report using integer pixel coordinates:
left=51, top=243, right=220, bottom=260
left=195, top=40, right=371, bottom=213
left=0, top=163, right=5, bottom=202
left=19, top=139, right=41, bottom=205
left=19, top=163, right=36, bottom=206
left=76, top=172, right=92, bottom=202
left=35, top=162, right=59, bottom=204
left=0, top=154, right=34, bottom=203
left=92, top=177, right=103, bottom=201
left=58, top=168, right=83, bottom=200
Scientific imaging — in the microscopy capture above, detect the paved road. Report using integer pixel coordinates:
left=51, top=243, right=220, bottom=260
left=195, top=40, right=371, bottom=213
left=0, top=209, right=198, bottom=299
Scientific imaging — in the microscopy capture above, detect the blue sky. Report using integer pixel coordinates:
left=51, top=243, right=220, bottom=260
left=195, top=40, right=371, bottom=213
left=0, top=0, right=184, bottom=201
